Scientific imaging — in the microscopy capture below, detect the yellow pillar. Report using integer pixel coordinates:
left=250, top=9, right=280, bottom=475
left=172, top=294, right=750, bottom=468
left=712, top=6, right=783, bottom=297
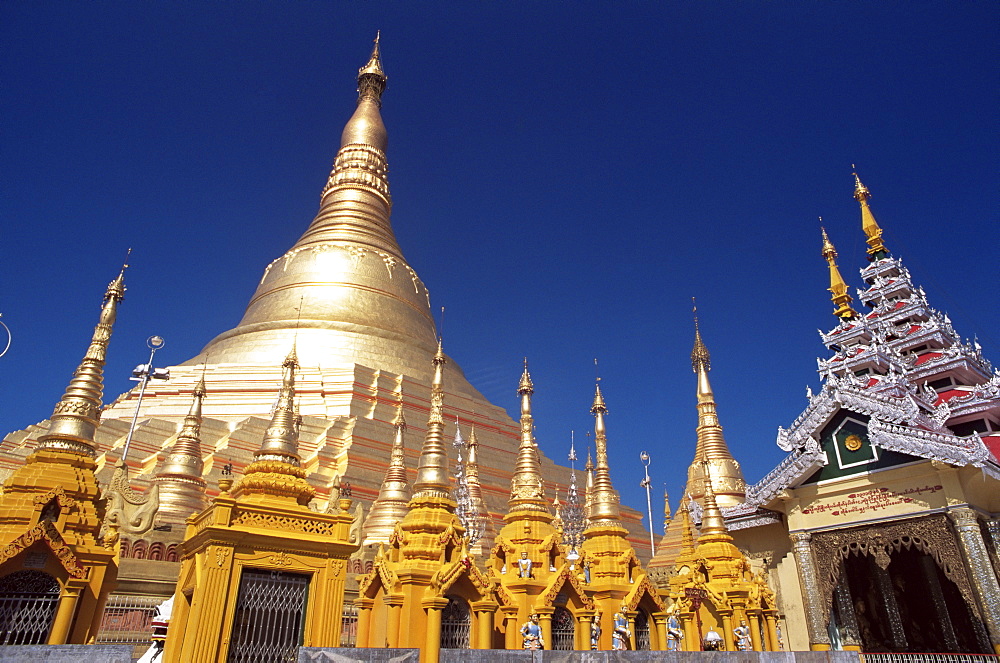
left=385, top=596, right=402, bottom=648
left=681, top=612, right=699, bottom=651
left=46, top=581, right=83, bottom=645
left=469, top=601, right=496, bottom=649
left=502, top=609, right=519, bottom=649
left=764, top=613, right=779, bottom=651
left=354, top=598, right=373, bottom=648
left=652, top=613, right=668, bottom=651
left=576, top=610, right=594, bottom=650
left=537, top=607, right=554, bottom=651
left=422, top=598, right=447, bottom=663
left=626, top=612, right=637, bottom=650
left=721, top=611, right=734, bottom=651
left=748, top=612, right=763, bottom=651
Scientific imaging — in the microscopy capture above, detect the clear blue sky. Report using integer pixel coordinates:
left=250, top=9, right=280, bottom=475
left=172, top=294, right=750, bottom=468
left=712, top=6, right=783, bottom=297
left=3, top=3, right=997, bottom=529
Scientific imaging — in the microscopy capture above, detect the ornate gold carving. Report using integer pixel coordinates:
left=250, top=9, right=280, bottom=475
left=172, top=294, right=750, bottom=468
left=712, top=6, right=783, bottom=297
left=215, top=546, right=231, bottom=568
left=267, top=551, right=293, bottom=567
left=0, top=521, right=87, bottom=578
left=231, top=510, right=335, bottom=536
left=539, top=568, right=595, bottom=610
left=32, top=487, right=78, bottom=510
left=844, top=434, right=863, bottom=451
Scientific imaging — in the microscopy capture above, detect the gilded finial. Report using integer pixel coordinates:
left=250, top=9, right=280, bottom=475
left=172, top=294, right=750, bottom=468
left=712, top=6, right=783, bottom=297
left=357, top=31, right=387, bottom=105
left=518, top=357, right=534, bottom=394
left=853, top=169, right=889, bottom=259
left=585, top=449, right=594, bottom=472
left=590, top=381, right=607, bottom=415
left=691, top=298, right=710, bottom=373
left=821, top=226, right=858, bottom=320
left=392, top=396, right=406, bottom=429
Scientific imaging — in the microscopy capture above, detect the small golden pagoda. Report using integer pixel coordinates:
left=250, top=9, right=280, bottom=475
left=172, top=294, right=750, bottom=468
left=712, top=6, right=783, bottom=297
left=355, top=342, right=497, bottom=661
left=685, top=308, right=747, bottom=509
left=489, top=362, right=596, bottom=650
left=0, top=268, right=125, bottom=644
left=464, top=424, right=495, bottom=557
left=361, top=398, right=411, bottom=546
left=163, top=347, right=358, bottom=661
left=579, top=381, right=668, bottom=649
left=667, top=465, right=780, bottom=651
left=152, top=374, right=209, bottom=524
left=649, top=310, right=747, bottom=581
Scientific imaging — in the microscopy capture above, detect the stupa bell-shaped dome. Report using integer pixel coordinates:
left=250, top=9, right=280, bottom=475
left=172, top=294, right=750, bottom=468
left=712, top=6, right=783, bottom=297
left=195, top=39, right=446, bottom=386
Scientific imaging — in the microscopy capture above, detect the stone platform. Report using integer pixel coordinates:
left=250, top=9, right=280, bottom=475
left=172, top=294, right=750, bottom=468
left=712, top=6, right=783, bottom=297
left=0, top=644, right=134, bottom=662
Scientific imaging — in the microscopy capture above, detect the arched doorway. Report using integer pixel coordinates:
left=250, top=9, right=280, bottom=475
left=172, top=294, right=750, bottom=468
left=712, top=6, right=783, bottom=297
left=0, top=570, right=61, bottom=645
left=551, top=606, right=575, bottom=650
left=634, top=610, right=651, bottom=650
left=834, top=546, right=991, bottom=653
left=440, top=596, right=470, bottom=649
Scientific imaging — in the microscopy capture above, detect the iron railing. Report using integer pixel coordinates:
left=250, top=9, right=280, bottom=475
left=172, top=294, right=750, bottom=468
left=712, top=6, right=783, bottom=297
left=227, top=569, right=309, bottom=663
left=339, top=603, right=358, bottom=648
left=861, top=654, right=1000, bottom=663
left=0, top=570, right=60, bottom=645
left=551, top=607, right=575, bottom=650
left=634, top=611, right=651, bottom=651
left=440, top=597, right=470, bottom=649
left=96, top=593, right=162, bottom=645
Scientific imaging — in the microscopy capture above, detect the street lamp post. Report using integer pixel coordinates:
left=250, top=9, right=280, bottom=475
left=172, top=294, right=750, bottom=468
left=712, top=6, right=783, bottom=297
left=640, top=451, right=655, bottom=555
left=120, top=335, right=170, bottom=464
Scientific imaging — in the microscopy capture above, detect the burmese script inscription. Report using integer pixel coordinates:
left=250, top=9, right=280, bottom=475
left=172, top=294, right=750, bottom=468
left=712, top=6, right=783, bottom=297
left=801, top=484, right=943, bottom=519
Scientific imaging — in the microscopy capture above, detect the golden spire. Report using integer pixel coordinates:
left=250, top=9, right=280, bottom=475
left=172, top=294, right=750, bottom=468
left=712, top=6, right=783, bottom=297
left=38, top=262, right=127, bottom=455
left=362, top=397, right=411, bottom=545
left=465, top=424, right=488, bottom=521
left=587, top=381, right=622, bottom=526
left=686, top=304, right=746, bottom=508
left=854, top=170, right=889, bottom=259
left=697, top=460, right=732, bottom=541
left=411, top=341, right=450, bottom=500
left=508, top=359, right=547, bottom=512
left=357, top=31, right=387, bottom=106
left=154, top=373, right=208, bottom=520
left=821, top=226, right=859, bottom=320
left=663, top=489, right=672, bottom=532
left=679, top=498, right=696, bottom=556
left=584, top=449, right=594, bottom=518
left=255, top=346, right=302, bottom=466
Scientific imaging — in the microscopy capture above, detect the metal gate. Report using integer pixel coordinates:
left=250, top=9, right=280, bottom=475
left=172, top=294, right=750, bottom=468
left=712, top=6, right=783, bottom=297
left=440, top=596, right=470, bottom=649
left=635, top=610, right=651, bottom=650
left=0, top=570, right=60, bottom=645
left=339, top=603, right=358, bottom=647
left=551, top=606, right=575, bottom=650
left=226, top=569, right=310, bottom=663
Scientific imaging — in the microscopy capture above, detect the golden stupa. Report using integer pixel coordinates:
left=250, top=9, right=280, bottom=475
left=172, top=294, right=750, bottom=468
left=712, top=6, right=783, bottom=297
left=0, top=36, right=652, bottom=604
